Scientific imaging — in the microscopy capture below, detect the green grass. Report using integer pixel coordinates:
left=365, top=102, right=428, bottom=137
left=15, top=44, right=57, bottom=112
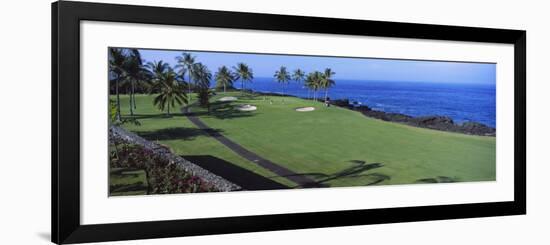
left=113, top=92, right=495, bottom=188
left=109, top=168, right=147, bottom=196
left=115, top=94, right=296, bottom=187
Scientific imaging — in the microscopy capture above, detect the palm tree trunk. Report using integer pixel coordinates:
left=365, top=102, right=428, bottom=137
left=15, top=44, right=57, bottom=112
left=132, top=80, right=137, bottom=110
left=167, top=103, right=170, bottom=116
left=241, top=79, right=244, bottom=95
left=188, top=73, right=192, bottom=105
left=282, top=83, right=285, bottom=103
left=115, top=78, right=121, bottom=121
left=224, top=84, right=226, bottom=93
left=314, top=90, right=317, bottom=101
left=133, top=90, right=137, bottom=109
left=188, top=73, right=194, bottom=114
left=325, top=89, right=328, bottom=101
left=129, top=80, right=134, bottom=116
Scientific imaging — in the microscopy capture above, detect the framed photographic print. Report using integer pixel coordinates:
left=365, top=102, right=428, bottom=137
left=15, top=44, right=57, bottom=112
left=52, top=1, right=526, bottom=244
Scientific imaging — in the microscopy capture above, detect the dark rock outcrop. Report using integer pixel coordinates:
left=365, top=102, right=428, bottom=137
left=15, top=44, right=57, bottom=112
left=460, top=121, right=496, bottom=136
left=330, top=99, right=495, bottom=136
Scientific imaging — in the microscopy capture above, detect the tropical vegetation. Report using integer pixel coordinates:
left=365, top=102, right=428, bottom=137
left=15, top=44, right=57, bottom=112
left=274, top=66, right=291, bottom=103
left=292, top=68, right=306, bottom=97
left=321, top=68, right=336, bottom=101
left=214, top=66, right=235, bottom=93
left=109, top=136, right=215, bottom=195
left=190, top=63, right=213, bottom=109
left=148, top=67, right=186, bottom=116
left=233, top=63, right=254, bottom=94
left=175, top=52, right=196, bottom=104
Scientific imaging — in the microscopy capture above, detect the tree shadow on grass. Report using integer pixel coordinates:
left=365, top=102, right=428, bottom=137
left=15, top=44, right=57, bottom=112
left=123, top=113, right=186, bottom=120
left=110, top=168, right=141, bottom=178
left=136, top=127, right=224, bottom=141
left=279, top=160, right=390, bottom=188
left=109, top=168, right=147, bottom=194
left=415, top=176, right=459, bottom=183
left=109, top=182, right=147, bottom=193
left=189, top=101, right=257, bottom=120
left=236, top=93, right=264, bottom=101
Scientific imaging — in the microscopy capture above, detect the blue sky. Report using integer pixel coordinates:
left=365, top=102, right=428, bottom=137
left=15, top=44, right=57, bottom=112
left=137, top=49, right=496, bottom=84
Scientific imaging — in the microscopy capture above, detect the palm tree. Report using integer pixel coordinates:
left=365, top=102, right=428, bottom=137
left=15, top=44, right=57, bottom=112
left=274, top=66, right=291, bottom=103
left=292, top=68, right=306, bottom=98
left=175, top=52, right=196, bottom=103
left=149, top=67, right=187, bottom=116
left=191, top=63, right=212, bottom=89
left=197, top=89, right=215, bottom=112
left=108, top=48, right=129, bottom=122
left=306, top=71, right=323, bottom=101
left=192, top=63, right=213, bottom=110
left=146, top=60, right=170, bottom=79
left=215, top=66, right=234, bottom=93
left=233, top=63, right=254, bottom=95
left=321, top=68, right=336, bottom=101
left=124, top=49, right=150, bottom=116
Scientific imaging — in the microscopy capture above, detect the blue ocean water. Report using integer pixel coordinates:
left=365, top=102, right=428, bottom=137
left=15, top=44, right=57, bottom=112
left=234, top=78, right=496, bottom=127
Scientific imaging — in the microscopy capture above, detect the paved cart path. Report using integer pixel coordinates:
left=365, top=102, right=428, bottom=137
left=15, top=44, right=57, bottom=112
left=185, top=115, right=322, bottom=188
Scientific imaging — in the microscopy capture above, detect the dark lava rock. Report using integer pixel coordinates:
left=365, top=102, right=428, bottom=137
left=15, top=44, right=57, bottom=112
left=461, top=121, right=496, bottom=136
left=331, top=99, right=352, bottom=108
left=333, top=103, right=495, bottom=136
left=361, top=110, right=413, bottom=123
left=410, top=116, right=456, bottom=130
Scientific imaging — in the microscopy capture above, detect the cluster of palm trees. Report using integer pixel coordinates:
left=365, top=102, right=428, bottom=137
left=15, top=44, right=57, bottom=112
left=109, top=48, right=338, bottom=120
left=109, top=48, right=150, bottom=121
left=109, top=49, right=219, bottom=119
left=274, top=66, right=335, bottom=102
left=213, top=63, right=254, bottom=94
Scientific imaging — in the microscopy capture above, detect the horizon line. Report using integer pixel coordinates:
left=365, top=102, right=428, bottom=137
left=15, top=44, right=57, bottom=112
left=247, top=76, right=495, bottom=85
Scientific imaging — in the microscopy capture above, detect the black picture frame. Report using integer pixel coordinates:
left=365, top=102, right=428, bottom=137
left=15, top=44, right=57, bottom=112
left=52, top=1, right=526, bottom=244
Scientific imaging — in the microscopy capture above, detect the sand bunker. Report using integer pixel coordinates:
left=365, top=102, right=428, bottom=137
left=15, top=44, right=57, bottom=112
left=237, top=104, right=257, bottom=111
left=218, top=96, right=238, bottom=102
left=295, top=107, right=315, bottom=112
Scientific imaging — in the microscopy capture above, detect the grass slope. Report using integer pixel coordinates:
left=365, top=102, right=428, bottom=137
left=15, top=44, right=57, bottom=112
left=113, top=92, right=495, bottom=188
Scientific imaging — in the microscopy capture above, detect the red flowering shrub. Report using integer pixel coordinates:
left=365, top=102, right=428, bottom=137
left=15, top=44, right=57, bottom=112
left=110, top=138, right=215, bottom=194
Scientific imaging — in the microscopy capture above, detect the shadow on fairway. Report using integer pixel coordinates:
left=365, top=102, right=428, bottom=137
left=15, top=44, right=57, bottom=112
left=415, top=176, right=459, bottom=183
left=240, top=94, right=265, bottom=101
left=136, top=127, right=225, bottom=141
left=280, top=160, right=391, bottom=188
left=123, top=113, right=186, bottom=120
left=110, top=168, right=141, bottom=178
left=109, top=168, right=148, bottom=195
left=109, top=182, right=147, bottom=193
left=182, top=155, right=290, bottom=190
left=189, top=100, right=257, bottom=120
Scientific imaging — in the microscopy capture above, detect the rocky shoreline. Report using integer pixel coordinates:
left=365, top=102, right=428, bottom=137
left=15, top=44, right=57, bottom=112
left=243, top=90, right=496, bottom=136
left=331, top=99, right=496, bottom=136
